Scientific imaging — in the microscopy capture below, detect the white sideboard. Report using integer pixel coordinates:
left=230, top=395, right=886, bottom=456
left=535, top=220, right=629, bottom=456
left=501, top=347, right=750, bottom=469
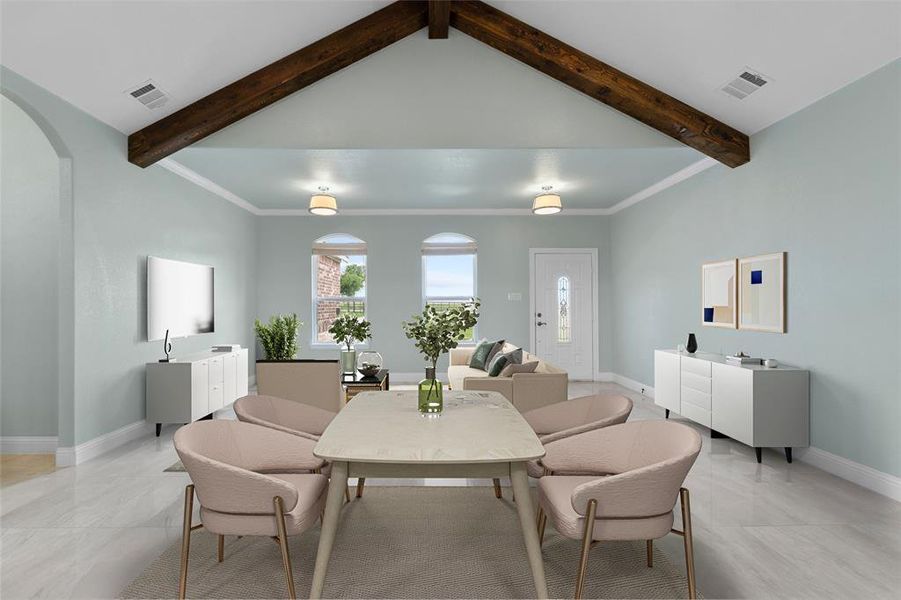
left=654, top=349, right=809, bottom=463
left=147, top=348, right=249, bottom=436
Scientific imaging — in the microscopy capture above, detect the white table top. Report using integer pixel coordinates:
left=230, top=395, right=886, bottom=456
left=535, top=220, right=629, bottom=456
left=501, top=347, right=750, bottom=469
left=314, top=390, right=545, bottom=464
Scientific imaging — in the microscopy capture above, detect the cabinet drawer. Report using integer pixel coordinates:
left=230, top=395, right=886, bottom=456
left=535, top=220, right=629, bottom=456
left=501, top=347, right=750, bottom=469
left=208, top=357, right=224, bottom=385
left=681, top=356, right=712, bottom=377
left=681, top=386, right=711, bottom=411
left=680, top=402, right=711, bottom=428
left=681, top=371, right=711, bottom=394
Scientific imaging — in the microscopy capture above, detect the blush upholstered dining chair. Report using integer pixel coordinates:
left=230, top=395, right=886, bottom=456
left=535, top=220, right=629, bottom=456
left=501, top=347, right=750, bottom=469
left=535, top=420, right=702, bottom=599
left=173, top=420, right=329, bottom=600
left=234, top=394, right=354, bottom=500
left=522, top=394, right=633, bottom=480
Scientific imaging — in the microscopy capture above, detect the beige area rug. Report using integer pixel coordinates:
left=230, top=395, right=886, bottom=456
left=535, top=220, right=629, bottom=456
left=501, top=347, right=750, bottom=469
left=122, top=487, right=696, bottom=599
left=164, top=460, right=185, bottom=472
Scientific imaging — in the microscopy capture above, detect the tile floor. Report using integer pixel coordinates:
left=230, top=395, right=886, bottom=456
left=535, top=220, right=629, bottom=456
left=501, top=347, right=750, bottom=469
left=1, top=382, right=898, bottom=598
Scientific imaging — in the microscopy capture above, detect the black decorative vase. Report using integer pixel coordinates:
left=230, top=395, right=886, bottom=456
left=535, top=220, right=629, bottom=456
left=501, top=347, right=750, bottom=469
left=686, top=333, right=698, bottom=354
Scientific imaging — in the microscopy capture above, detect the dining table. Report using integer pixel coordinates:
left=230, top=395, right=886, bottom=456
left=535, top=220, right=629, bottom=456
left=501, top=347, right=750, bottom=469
left=309, top=389, right=549, bottom=599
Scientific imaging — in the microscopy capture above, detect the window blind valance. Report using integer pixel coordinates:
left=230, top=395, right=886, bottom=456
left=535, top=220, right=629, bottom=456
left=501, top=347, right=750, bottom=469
left=312, top=243, right=367, bottom=256
left=421, top=242, right=477, bottom=256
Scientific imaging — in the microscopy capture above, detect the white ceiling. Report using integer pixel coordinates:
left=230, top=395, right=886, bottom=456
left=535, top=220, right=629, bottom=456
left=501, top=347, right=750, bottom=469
left=1, top=1, right=898, bottom=213
left=2, top=0, right=897, bottom=136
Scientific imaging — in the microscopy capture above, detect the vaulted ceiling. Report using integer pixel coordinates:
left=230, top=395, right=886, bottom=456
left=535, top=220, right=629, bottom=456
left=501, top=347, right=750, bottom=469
left=2, top=1, right=898, bottom=212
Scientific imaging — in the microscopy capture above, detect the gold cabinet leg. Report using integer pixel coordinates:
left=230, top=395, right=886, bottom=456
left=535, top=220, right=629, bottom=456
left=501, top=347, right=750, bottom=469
left=178, top=484, right=194, bottom=600
left=646, top=539, right=653, bottom=567
left=274, top=496, right=296, bottom=600
left=493, top=478, right=503, bottom=499
left=217, top=534, right=225, bottom=563
left=356, top=477, right=366, bottom=498
left=574, top=499, right=597, bottom=600
left=536, top=505, right=548, bottom=546
left=680, top=488, right=697, bottom=600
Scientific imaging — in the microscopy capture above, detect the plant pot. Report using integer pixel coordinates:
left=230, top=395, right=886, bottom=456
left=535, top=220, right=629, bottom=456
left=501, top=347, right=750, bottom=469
left=255, top=359, right=342, bottom=411
left=340, top=349, right=357, bottom=374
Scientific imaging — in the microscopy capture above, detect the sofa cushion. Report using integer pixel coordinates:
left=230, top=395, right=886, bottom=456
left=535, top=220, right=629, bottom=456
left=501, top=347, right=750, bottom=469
left=484, top=340, right=505, bottom=367
left=499, top=360, right=539, bottom=377
left=468, top=339, right=503, bottom=370
left=447, top=365, right=488, bottom=390
left=487, top=347, right=522, bottom=376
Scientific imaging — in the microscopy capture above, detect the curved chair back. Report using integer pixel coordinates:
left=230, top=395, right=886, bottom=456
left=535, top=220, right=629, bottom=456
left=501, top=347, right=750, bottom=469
left=570, top=421, right=701, bottom=519
left=524, top=393, right=633, bottom=443
left=234, top=394, right=336, bottom=440
left=174, top=420, right=311, bottom=514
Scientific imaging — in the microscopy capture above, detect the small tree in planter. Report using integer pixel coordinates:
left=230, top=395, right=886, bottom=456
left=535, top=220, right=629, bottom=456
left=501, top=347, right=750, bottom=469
left=328, top=314, right=372, bottom=374
left=402, top=299, right=480, bottom=413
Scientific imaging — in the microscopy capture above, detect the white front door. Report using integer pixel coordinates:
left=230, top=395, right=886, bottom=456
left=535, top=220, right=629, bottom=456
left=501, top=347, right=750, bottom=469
left=531, top=251, right=595, bottom=380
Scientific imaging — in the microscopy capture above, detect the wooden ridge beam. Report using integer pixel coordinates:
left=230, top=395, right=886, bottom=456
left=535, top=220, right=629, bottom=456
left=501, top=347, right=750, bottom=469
left=449, top=1, right=750, bottom=167
left=128, top=1, right=428, bottom=167
left=429, top=1, right=450, bottom=39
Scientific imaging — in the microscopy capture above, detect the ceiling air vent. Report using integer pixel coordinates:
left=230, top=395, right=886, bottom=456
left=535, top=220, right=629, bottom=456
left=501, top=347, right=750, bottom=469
left=720, top=69, right=770, bottom=100
left=125, top=79, right=170, bottom=110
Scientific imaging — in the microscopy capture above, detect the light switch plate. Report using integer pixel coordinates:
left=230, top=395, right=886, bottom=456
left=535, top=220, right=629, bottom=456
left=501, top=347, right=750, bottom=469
left=507, top=292, right=522, bottom=301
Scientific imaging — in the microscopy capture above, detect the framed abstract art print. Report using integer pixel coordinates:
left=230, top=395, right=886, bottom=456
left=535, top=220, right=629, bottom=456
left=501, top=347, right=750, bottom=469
left=701, top=259, right=737, bottom=328
left=738, top=252, right=786, bottom=333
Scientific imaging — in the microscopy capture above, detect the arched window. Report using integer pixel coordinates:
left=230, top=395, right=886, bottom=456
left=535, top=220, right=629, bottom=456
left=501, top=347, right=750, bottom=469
left=422, top=233, right=477, bottom=341
left=312, top=234, right=367, bottom=345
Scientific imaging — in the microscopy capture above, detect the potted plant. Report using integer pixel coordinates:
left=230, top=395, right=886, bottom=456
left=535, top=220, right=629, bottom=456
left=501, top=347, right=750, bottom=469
left=254, top=313, right=305, bottom=399
left=328, top=313, right=373, bottom=374
left=402, top=299, right=480, bottom=414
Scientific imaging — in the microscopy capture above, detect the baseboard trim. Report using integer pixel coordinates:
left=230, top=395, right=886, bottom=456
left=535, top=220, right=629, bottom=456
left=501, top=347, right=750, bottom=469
left=55, top=420, right=154, bottom=467
left=597, top=373, right=655, bottom=399
left=796, top=446, right=901, bottom=502
left=0, top=436, right=58, bottom=454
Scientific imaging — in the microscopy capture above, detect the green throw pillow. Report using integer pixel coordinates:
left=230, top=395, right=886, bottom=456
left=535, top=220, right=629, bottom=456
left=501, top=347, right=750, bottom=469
left=469, top=339, right=499, bottom=370
left=488, top=347, right=523, bottom=376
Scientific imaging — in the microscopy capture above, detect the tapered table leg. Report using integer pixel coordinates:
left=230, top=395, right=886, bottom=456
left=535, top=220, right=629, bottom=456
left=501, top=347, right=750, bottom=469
left=510, top=462, right=549, bottom=599
left=309, top=460, right=348, bottom=599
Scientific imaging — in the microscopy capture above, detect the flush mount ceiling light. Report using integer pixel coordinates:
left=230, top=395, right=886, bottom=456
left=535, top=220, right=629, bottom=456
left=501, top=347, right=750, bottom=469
left=532, top=186, right=562, bottom=215
left=309, top=186, right=338, bottom=216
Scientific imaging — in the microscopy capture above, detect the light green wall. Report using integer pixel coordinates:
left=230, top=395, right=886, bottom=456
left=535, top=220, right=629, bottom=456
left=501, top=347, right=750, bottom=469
left=256, top=216, right=613, bottom=375
left=0, top=95, right=60, bottom=437
left=610, top=60, right=900, bottom=476
left=1, top=67, right=259, bottom=446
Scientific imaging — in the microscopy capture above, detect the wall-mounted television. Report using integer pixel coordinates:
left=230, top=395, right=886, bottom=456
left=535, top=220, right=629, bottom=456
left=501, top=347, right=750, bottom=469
left=147, top=256, right=214, bottom=341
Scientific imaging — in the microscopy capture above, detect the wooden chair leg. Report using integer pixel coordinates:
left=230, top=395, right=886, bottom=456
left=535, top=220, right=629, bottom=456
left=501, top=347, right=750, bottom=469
left=217, top=534, right=225, bottom=563
left=646, top=539, right=653, bottom=567
left=493, top=478, right=503, bottom=499
left=356, top=477, right=366, bottom=498
left=274, top=496, right=297, bottom=600
left=178, top=484, right=194, bottom=600
left=574, top=499, right=597, bottom=599
left=537, top=507, right=547, bottom=546
left=345, top=485, right=351, bottom=503
left=680, top=488, right=697, bottom=600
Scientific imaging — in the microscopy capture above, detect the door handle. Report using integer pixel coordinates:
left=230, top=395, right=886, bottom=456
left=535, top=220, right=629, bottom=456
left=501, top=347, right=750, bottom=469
left=536, top=321, right=546, bottom=327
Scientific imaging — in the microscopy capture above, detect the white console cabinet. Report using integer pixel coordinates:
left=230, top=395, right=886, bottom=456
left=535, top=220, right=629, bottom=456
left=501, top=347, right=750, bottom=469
left=147, top=349, right=249, bottom=436
left=654, top=350, right=809, bottom=463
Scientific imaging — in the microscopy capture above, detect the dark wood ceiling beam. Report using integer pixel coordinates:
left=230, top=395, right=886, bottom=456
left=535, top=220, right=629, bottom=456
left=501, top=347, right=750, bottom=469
left=449, top=1, right=750, bottom=167
left=428, top=1, right=450, bottom=39
left=128, top=1, right=428, bottom=167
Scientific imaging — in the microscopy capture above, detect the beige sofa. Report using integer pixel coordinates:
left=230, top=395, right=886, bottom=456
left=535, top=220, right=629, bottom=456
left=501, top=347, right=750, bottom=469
left=448, top=343, right=568, bottom=412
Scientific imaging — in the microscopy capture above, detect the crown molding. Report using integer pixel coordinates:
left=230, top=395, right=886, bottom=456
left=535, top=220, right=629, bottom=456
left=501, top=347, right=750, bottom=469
left=157, top=158, right=262, bottom=214
left=157, top=156, right=716, bottom=218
